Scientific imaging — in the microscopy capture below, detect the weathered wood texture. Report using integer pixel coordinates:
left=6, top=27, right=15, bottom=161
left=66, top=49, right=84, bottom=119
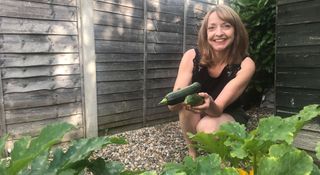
left=276, top=0, right=320, bottom=153
left=94, top=0, right=218, bottom=134
left=0, top=0, right=84, bottom=140
left=0, top=0, right=220, bottom=138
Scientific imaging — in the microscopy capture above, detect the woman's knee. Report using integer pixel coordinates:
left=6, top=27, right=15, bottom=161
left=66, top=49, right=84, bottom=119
left=196, top=114, right=235, bottom=133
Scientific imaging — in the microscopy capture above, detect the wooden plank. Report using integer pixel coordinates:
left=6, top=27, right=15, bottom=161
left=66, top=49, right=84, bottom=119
left=0, top=35, right=78, bottom=53
left=5, top=102, right=82, bottom=124
left=0, top=67, right=6, bottom=135
left=96, top=62, right=143, bottom=71
left=276, top=68, right=320, bottom=89
left=147, top=53, right=182, bottom=61
left=146, top=97, right=165, bottom=108
left=276, top=53, right=320, bottom=68
left=303, top=120, right=320, bottom=132
left=98, top=109, right=142, bottom=124
left=98, top=117, right=143, bottom=129
left=187, top=1, right=215, bottom=18
left=147, top=19, right=184, bottom=33
left=4, top=88, right=81, bottom=109
left=0, top=17, right=77, bottom=35
left=97, top=80, right=143, bottom=94
left=97, top=70, right=143, bottom=81
left=147, top=68, right=178, bottom=79
left=147, top=43, right=183, bottom=53
left=277, top=0, right=311, bottom=6
left=79, top=0, right=98, bottom=137
left=146, top=105, right=171, bottom=115
left=148, top=60, right=180, bottom=69
left=147, top=0, right=184, bottom=15
left=146, top=78, right=175, bottom=89
left=146, top=87, right=172, bottom=98
left=294, top=129, right=320, bottom=152
left=276, top=45, right=320, bottom=54
left=94, top=1, right=144, bottom=18
left=0, top=0, right=77, bottom=21
left=94, top=11, right=144, bottom=29
left=145, top=115, right=177, bottom=127
left=16, top=0, right=77, bottom=6
left=96, top=53, right=143, bottom=63
left=147, top=31, right=183, bottom=44
left=94, top=25, right=144, bottom=41
left=6, top=114, right=83, bottom=139
left=3, top=75, right=81, bottom=93
left=95, top=0, right=144, bottom=9
left=276, top=87, right=320, bottom=109
left=97, top=99, right=143, bottom=116
left=277, top=22, right=320, bottom=47
left=0, top=54, right=79, bottom=67
left=95, top=40, right=144, bottom=53
left=146, top=111, right=177, bottom=122
left=100, top=122, right=143, bottom=135
left=97, top=91, right=142, bottom=103
left=277, top=1, right=320, bottom=25
left=1, top=65, right=80, bottom=79
left=147, top=12, right=183, bottom=24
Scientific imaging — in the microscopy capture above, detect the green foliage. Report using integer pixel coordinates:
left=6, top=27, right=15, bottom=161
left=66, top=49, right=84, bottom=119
left=184, top=104, right=320, bottom=175
left=161, top=154, right=238, bottom=175
left=230, top=0, right=276, bottom=105
left=0, top=122, right=153, bottom=175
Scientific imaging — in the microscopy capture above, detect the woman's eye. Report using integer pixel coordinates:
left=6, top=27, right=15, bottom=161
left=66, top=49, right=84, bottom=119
left=222, top=24, right=232, bottom=29
left=207, top=26, right=215, bottom=30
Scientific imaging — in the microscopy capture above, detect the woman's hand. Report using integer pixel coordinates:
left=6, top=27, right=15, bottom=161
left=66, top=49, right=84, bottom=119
left=184, top=92, right=221, bottom=117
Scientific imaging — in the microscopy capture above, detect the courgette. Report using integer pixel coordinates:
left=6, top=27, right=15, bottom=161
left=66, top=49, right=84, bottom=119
left=184, top=93, right=204, bottom=106
left=159, top=82, right=201, bottom=105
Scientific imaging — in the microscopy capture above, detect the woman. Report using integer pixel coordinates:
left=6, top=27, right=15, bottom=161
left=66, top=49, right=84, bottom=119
left=168, top=4, right=255, bottom=158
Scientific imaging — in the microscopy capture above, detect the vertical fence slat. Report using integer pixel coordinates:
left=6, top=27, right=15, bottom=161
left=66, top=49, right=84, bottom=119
left=0, top=68, right=6, bottom=136
left=79, top=0, right=98, bottom=137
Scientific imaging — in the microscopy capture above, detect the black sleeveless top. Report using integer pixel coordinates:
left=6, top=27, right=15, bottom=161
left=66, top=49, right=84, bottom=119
left=191, top=48, right=242, bottom=110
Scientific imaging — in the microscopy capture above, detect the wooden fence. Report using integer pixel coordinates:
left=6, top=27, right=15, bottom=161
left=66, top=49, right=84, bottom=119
left=276, top=0, right=320, bottom=157
left=0, top=0, right=221, bottom=142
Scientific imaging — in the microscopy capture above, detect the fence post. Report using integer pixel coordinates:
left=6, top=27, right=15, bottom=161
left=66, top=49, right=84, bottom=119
left=78, top=0, right=98, bottom=137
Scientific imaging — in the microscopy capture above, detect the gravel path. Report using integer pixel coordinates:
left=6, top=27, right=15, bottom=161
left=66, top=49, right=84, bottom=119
left=95, top=107, right=273, bottom=173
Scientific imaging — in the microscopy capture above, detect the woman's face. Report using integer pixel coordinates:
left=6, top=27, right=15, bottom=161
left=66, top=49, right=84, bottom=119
left=206, top=12, right=235, bottom=53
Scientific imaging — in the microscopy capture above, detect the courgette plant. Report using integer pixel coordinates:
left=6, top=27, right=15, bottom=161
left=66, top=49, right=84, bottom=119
left=161, top=104, right=320, bottom=175
left=0, top=123, right=155, bottom=175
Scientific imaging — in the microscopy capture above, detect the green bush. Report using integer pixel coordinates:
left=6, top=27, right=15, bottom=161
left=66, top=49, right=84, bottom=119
left=230, top=0, right=276, bottom=108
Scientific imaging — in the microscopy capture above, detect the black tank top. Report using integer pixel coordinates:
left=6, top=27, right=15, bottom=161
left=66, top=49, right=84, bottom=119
left=191, top=48, right=242, bottom=110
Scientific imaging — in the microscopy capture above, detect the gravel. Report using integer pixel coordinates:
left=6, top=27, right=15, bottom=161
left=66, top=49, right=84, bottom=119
left=94, top=107, right=273, bottom=173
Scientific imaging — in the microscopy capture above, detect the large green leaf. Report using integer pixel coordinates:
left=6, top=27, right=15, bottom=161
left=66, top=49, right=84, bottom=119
left=189, top=131, right=229, bottom=159
left=50, top=136, right=126, bottom=173
left=290, top=104, right=320, bottom=131
left=87, top=157, right=124, bottom=175
left=258, top=145, right=313, bottom=175
left=162, top=154, right=238, bottom=175
left=255, top=116, right=296, bottom=144
left=7, top=122, right=74, bottom=175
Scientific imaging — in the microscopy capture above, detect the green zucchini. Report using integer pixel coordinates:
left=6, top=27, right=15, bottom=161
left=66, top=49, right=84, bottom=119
left=159, top=82, right=201, bottom=105
left=184, top=93, right=204, bottom=106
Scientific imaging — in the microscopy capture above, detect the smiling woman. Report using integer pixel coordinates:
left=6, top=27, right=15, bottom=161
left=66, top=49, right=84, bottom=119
left=167, top=4, right=255, bottom=158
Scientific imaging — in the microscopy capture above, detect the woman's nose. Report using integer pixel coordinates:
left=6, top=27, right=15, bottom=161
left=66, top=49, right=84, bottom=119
left=215, top=26, right=224, bottom=36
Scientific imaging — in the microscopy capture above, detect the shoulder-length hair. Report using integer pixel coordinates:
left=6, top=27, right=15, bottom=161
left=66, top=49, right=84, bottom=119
left=197, top=4, right=249, bottom=66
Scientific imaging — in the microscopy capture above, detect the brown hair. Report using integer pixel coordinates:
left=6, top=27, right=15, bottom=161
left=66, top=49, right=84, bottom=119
left=197, top=4, right=249, bottom=66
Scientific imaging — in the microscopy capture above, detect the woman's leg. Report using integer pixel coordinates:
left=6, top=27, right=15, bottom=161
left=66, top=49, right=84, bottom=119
left=196, top=113, right=235, bottom=133
left=179, top=108, right=201, bottom=158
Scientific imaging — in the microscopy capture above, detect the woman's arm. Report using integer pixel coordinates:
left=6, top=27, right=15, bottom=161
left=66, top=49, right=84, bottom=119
left=168, top=49, right=196, bottom=111
left=192, top=57, right=255, bottom=116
